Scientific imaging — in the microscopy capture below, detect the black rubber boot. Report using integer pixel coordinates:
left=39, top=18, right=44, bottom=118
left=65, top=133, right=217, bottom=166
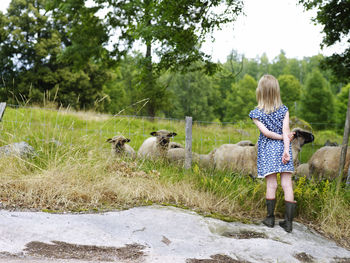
left=279, top=201, right=296, bottom=233
left=262, top=199, right=276, bottom=228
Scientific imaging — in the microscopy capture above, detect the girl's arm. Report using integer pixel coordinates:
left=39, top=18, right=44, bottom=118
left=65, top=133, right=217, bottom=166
left=282, top=111, right=291, bottom=164
left=252, top=118, right=283, bottom=140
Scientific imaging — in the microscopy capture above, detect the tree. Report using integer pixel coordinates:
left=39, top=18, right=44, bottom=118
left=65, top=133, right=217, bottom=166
left=270, top=50, right=288, bottom=77
left=285, top=59, right=302, bottom=82
left=223, top=74, right=257, bottom=122
left=259, top=53, right=270, bottom=76
left=54, top=0, right=244, bottom=116
left=335, top=83, right=350, bottom=128
left=278, top=75, right=302, bottom=117
left=299, top=0, right=350, bottom=82
left=0, top=0, right=110, bottom=109
left=165, top=66, right=219, bottom=121
left=212, top=50, right=243, bottom=120
left=299, top=69, right=335, bottom=129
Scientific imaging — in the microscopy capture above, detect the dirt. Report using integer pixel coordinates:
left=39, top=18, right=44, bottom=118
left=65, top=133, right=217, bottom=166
left=1, top=241, right=146, bottom=262
left=221, top=230, right=267, bottom=239
left=186, top=254, right=251, bottom=263
left=294, top=252, right=315, bottom=263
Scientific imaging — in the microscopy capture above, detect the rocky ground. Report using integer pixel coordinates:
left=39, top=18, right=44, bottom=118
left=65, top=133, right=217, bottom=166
left=0, top=205, right=350, bottom=263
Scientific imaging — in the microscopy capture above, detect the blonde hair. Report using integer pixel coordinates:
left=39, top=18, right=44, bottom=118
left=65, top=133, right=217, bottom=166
left=256, top=74, right=282, bottom=114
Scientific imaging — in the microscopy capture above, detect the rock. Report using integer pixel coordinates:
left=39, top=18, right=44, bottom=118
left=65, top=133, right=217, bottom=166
left=0, top=206, right=349, bottom=263
left=0, top=142, right=36, bottom=158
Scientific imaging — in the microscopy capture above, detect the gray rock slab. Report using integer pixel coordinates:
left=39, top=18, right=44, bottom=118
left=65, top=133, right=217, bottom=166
left=0, top=205, right=349, bottom=263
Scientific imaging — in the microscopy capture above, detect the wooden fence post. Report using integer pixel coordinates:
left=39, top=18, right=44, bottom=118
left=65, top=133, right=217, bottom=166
left=185, top=116, right=192, bottom=169
left=337, top=88, right=350, bottom=189
left=0, top=102, right=6, bottom=121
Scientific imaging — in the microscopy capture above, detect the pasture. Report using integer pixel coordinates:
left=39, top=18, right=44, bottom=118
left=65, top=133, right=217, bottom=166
left=0, top=105, right=349, bottom=249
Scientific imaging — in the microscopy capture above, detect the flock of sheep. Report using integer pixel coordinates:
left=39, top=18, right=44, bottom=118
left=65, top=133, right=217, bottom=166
left=106, top=128, right=350, bottom=180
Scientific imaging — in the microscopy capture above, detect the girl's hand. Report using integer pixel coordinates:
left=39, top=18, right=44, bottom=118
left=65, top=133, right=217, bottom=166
left=282, top=151, right=290, bottom=164
left=288, top=132, right=295, bottom=142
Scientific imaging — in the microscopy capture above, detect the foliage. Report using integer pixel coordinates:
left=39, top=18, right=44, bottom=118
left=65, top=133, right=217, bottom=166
left=0, top=0, right=110, bottom=109
left=278, top=74, right=302, bottom=117
left=334, top=83, right=350, bottom=128
left=299, top=69, right=335, bottom=129
left=52, top=0, right=244, bottom=116
left=298, top=0, right=350, bottom=83
left=165, top=65, right=220, bottom=121
left=0, top=0, right=347, bottom=126
left=223, top=74, right=257, bottom=122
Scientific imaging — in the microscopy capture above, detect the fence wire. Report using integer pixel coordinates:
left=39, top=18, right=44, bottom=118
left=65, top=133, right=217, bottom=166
left=0, top=104, right=340, bottom=164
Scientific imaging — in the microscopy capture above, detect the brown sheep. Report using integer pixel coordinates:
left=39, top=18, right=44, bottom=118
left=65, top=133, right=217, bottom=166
left=308, top=146, right=350, bottom=180
left=137, top=130, right=177, bottom=160
left=106, top=135, right=136, bottom=159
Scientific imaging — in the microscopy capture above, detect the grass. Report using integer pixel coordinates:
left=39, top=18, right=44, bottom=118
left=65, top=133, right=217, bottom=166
left=0, top=105, right=349, bottom=249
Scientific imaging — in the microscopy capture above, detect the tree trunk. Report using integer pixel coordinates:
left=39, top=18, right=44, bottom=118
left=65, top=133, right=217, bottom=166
left=144, top=0, right=155, bottom=118
left=337, top=88, right=350, bottom=190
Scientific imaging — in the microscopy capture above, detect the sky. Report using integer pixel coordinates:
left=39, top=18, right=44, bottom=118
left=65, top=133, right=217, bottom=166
left=0, top=0, right=345, bottom=62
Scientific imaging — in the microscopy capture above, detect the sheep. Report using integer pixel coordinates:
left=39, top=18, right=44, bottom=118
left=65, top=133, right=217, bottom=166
left=106, top=135, right=136, bottom=159
left=193, top=149, right=217, bottom=169
left=295, top=163, right=310, bottom=179
left=166, top=147, right=217, bottom=169
left=166, top=139, right=253, bottom=169
left=213, top=128, right=314, bottom=177
left=308, top=146, right=350, bottom=180
left=169, top=142, right=184, bottom=149
left=213, top=143, right=258, bottom=176
left=324, top=140, right=338, bottom=146
left=236, top=140, right=255, bottom=147
left=137, top=130, right=177, bottom=160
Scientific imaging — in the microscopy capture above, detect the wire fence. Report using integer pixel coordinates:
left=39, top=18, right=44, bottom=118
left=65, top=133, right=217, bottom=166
left=0, top=104, right=342, bottom=164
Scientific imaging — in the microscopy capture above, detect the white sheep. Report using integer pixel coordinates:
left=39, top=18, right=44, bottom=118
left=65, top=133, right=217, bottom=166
left=166, top=148, right=216, bottom=169
left=169, top=142, right=184, bottom=149
left=213, top=128, right=314, bottom=177
left=106, top=135, right=136, bottom=159
left=213, top=143, right=257, bottom=176
left=236, top=140, right=255, bottom=147
left=308, top=146, right=350, bottom=180
left=137, top=130, right=177, bottom=160
left=295, top=163, right=310, bottom=179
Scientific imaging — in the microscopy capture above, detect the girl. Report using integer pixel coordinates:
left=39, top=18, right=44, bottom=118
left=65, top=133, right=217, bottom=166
left=249, top=74, right=296, bottom=233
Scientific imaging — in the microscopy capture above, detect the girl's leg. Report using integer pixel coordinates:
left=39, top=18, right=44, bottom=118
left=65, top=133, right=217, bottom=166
left=265, top=173, right=278, bottom=199
left=263, top=173, right=277, bottom=227
left=280, top=172, right=294, bottom=202
left=280, top=172, right=296, bottom=233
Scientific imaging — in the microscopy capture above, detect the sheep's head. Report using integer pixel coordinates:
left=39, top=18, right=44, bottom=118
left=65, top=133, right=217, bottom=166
left=292, top=128, right=314, bottom=148
left=106, top=135, right=131, bottom=152
left=291, top=128, right=314, bottom=167
left=150, top=130, right=177, bottom=148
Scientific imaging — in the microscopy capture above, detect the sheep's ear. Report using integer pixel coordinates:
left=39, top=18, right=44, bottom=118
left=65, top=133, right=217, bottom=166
left=168, top=132, right=177, bottom=137
left=150, top=131, right=157, bottom=136
left=106, top=138, right=113, bottom=143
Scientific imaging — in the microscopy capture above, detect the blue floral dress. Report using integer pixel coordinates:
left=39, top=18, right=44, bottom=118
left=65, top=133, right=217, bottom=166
left=249, top=105, right=294, bottom=178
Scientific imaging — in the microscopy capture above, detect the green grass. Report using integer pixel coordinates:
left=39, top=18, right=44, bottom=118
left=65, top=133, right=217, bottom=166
left=0, top=105, right=349, bottom=249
